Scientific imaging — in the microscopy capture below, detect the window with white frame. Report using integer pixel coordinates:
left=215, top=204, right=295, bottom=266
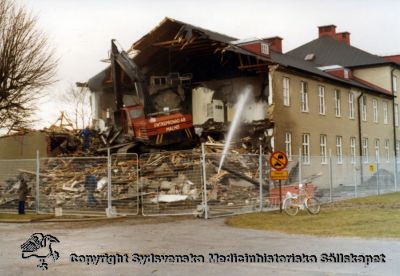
left=300, top=81, right=309, bottom=112
left=320, top=135, right=327, bottom=164
left=350, top=137, right=356, bottom=164
left=334, top=90, right=341, bottom=117
left=383, top=101, right=388, bottom=124
left=361, top=96, right=367, bottom=121
left=302, top=133, right=310, bottom=164
left=393, top=75, right=398, bottom=93
left=285, top=132, right=292, bottom=161
left=348, top=92, right=355, bottom=119
left=283, top=77, right=290, bottom=106
left=375, top=139, right=380, bottom=162
left=336, top=136, right=343, bottom=164
left=395, top=104, right=399, bottom=127
left=261, top=43, right=269, bottom=55
left=372, top=99, right=378, bottom=123
left=385, top=139, right=390, bottom=162
left=318, top=86, right=326, bottom=115
left=362, top=137, right=369, bottom=163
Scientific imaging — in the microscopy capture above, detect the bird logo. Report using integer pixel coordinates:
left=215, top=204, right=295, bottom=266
left=21, top=233, right=60, bottom=270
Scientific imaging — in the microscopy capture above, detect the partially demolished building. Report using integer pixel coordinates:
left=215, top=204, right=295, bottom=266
left=86, top=18, right=398, bottom=167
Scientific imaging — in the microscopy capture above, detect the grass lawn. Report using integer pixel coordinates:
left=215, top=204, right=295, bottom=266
left=0, top=213, right=54, bottom=222
left=226, top=192, right=400, bottom=238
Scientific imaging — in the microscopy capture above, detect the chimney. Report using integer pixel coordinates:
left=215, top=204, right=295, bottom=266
left=263, top=36, right=283, bottom=53
left=335, top=32, right=351, bottom=45
left=318, top=24, right=336, bottom=38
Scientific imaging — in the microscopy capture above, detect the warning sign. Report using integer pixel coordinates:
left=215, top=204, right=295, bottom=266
left=270, top=170, right=289, bottom=180
left=269, top=151, right=288, bottom=171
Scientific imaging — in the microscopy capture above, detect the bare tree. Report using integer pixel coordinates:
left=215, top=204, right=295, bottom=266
left=59, top=84, right=91, bottom=129
left=0, top=0, right=57, bottom=133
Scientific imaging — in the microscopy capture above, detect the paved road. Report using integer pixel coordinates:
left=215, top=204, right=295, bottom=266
left=0, top=217, right=398, bottom=275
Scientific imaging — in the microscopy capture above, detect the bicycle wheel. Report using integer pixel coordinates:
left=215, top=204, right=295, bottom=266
left=306, top=197, right=320, bottom=215
left=283, top=198, right=299, bottom=216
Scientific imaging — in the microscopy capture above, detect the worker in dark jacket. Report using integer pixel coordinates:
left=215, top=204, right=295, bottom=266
left=18, top=175, right=29, bottom=215
left=80, top=126, right=94, bottom=152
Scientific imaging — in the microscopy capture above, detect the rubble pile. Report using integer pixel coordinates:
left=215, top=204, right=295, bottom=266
left=0, top=118, right=273, bottom=213
left=0, top=173, right=35, bottom=207
left=200, top=118, right=274, bottom=154
left=203, top=145, right=261, bottom=208
left=0, top=157, right=138, bottom=210
left=140, top=151, right=203, bottom=211
left=139, top=144, right=263, bottom=212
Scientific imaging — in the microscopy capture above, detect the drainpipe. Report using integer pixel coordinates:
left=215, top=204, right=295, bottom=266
left=391, top=68, right=398, bottom=182
left=357, top=91, right=364, bottom=185
left=267, top=64, right=279, bottom=152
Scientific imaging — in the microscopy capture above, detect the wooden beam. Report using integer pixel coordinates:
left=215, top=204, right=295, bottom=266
left=152, top=39, right=185, bottom=47
left=238, top=64, right=269, bottom=70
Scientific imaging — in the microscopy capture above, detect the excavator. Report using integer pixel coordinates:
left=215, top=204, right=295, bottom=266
left=104, top=39, right=197, bottom=153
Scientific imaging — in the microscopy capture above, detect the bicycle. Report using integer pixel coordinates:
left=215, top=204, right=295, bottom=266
left=282, top=183, right=320, bottom=216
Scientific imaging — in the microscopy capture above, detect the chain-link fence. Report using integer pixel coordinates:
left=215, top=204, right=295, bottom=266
left=38, top=157, right=108, bottom=215
left=111, top=153, right=139, bottom=215
left=0, top=148, right=399, bottom=218
left=140, top=150, right=203, bottom=216
left=203, top=152, right=261, bottom=218
left=0, top=159, right=37, bottom=213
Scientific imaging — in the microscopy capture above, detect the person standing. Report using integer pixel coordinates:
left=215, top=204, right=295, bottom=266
left=18, top=174, right=28, bottom=215
left=80, top=126, right=94, bottom=152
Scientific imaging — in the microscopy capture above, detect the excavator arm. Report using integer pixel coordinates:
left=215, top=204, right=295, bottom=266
left=110, top=39, right=153, bottom=115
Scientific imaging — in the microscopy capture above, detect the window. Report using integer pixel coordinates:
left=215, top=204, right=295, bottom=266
left=361, top=96, right=367, bottom=121
left=362, top=138, right=369, bottom=163
left=283, top=77, right=290, bottom=106
left=320, top=135, right=327, bottom=164
left=374, top=139, right=380, bottom=163
left=285, top=132, right=292, bottom=161
left=385, top=139, right=390, bottom=162
left=372, top=99, right=378, bottom=123
left=336, top=136, right=343, bottom=164
left=350, top=137, right=356, bottom=164
left=302, top=133, right=310, bottom=164
left=344, top=69, right=350, bottom=79
left=383, top=101, right=388, bottom=124
left=261, top=43, right=269, bottom=55
left=318, top=86, right=326, bottom=115
left=334, top=90, right=341, bottom=117
left=300, top=81, right=309, bottom=112
left=304, top=53, right=315, bottom=61
left=395, top=104, right=399, bottom=127
left=393, top=75, right=398, bottom=93
left=348, top=92, right=355, bottom=119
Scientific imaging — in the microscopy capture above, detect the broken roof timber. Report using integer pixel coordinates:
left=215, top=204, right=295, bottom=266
left=88, top=17, right=392, bottom=97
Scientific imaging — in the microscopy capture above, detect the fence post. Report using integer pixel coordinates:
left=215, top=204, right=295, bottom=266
left=107, top=148, right=112, bottom=217
left=259, top=144, right=263, bottom=212
left=376, top=160, right=380, bottom=195
left=329, top=149, right=333, bottom=203
left=394, top=156, right=398, bottom=192
left=354, top=159, right=358, bottom=198
left=298, top=148, right=302, bottom=184
left=201, top=143, right=208, bottom=219
left=36, top=150, right=40, bottom=214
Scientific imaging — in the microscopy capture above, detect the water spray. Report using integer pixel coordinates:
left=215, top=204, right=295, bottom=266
left=218, top=87, right=251, bottom=173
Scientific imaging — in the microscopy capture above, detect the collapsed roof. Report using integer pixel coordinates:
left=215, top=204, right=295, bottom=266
left=87, top=17, right=393, bottom=97
left=88, top=17, right=273, bottom=92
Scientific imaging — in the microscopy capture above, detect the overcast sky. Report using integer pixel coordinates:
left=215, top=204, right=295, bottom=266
left=18, top=0, right=400, bottom=128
